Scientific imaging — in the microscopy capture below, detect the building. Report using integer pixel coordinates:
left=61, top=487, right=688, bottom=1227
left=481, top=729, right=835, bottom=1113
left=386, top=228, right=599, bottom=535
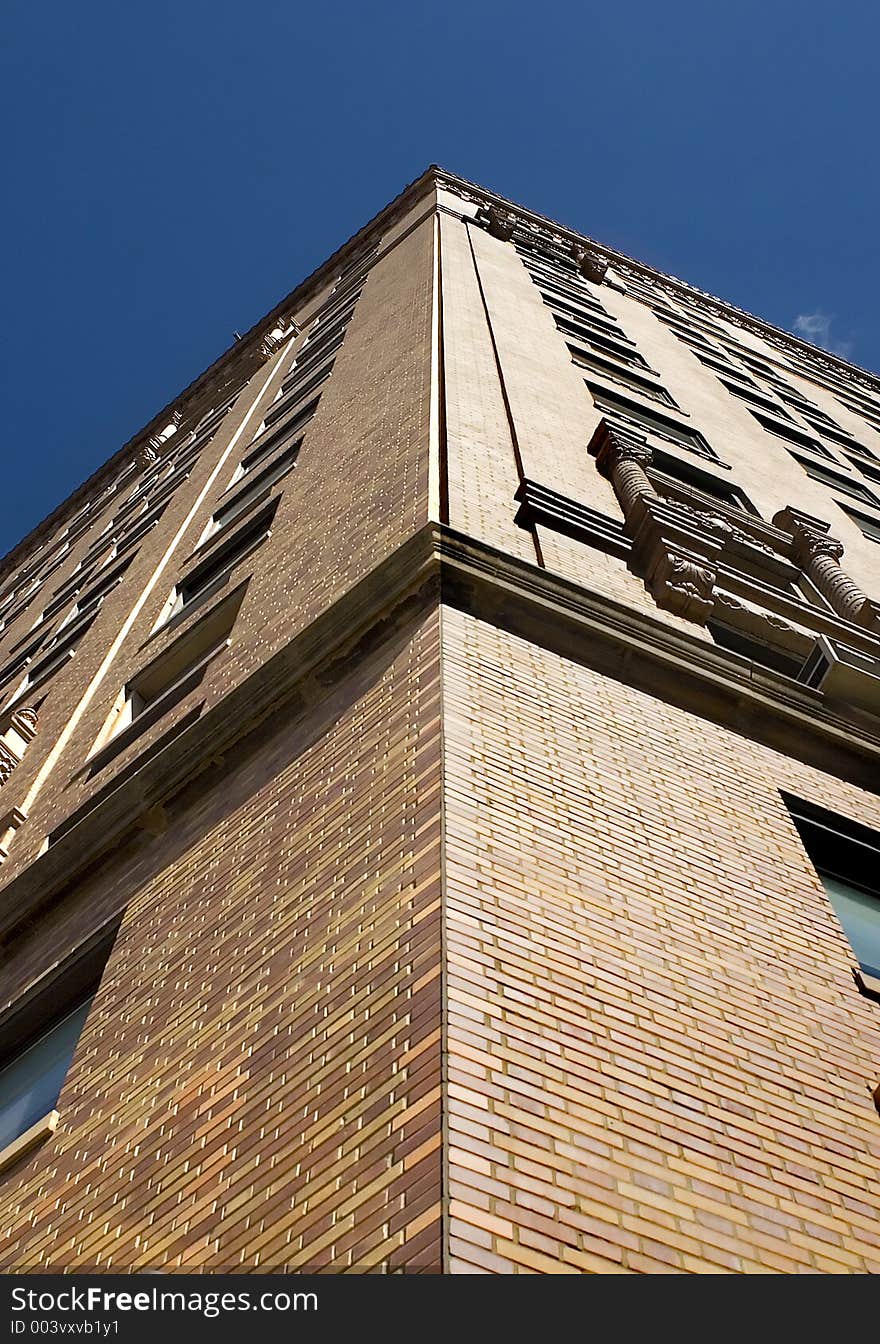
left=0, top=167, right=879, bottom=1275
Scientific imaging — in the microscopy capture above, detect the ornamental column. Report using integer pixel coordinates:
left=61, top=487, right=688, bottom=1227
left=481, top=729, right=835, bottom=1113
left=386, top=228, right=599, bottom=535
left=0, top=707, right=38, bottom=786
left=590, top=418, right=723, bottom=624
left=773, top=507, right=879, bottom=631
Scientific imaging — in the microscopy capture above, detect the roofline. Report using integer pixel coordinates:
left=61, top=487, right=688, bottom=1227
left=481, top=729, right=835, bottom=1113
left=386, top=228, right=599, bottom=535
left=3, top=163, right=876, bottom=578
left=0, top=165, right=440, bottom=579
left=429, top=164, right=879, bottom=389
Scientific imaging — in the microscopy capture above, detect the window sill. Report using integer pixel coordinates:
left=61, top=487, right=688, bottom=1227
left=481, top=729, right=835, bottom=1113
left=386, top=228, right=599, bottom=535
left=0, top=1110, right=58, bottom=1176
left=85, top=649, right=224, bottom=778
left=856, top=968, right=880, bottom=1004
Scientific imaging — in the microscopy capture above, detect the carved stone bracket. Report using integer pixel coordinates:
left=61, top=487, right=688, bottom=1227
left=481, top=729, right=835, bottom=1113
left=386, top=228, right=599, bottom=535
left=0, top=706, right=38, bottom=787
left=773, top=506, right=879, bottom=632
left=571, top=244, right=609, bottom=285
left=645, top=548, right=718, bottom=623
left=589, top=418, right=722, bottom=623
left=260, top=315, right=300, bottom=360
left=475, top=204, right=516, bottom=242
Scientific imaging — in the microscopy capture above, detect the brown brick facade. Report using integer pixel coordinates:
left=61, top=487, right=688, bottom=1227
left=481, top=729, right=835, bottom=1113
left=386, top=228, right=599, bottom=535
left=1, top=168, right=879, bottom=1274
left=0, top=612, right=441, bottom=1270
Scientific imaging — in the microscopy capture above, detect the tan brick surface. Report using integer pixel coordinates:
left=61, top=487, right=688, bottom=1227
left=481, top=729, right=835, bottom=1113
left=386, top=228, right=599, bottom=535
left=442, top=606, right=880, bottom=1274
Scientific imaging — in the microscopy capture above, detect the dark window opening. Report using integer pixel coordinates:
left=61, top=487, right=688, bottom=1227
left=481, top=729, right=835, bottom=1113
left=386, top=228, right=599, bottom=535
left=784, top=795, right=880, bottom=990
left=707, top=622, right=806, bottom=678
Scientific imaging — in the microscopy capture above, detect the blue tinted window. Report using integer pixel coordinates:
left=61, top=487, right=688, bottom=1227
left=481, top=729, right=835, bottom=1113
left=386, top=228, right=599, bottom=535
left=0, top=998, right=92, bottom=1150
left=820, top=876, right=880, bottom=980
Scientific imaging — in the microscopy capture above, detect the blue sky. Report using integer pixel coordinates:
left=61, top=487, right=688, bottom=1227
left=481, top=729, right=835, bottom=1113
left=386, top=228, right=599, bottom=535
left=1, top=0, right=877, bottom=556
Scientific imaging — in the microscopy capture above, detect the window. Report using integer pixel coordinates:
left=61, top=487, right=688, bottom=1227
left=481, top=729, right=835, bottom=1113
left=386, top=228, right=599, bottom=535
left=171, top=500, right=277, bottom=621
left=839, top=504, right=880, bottom=544
left=749, top=411, right=833, bottom=458
left=707, top=622, right=806, bottom=677
left=0, top=922, right=119, bottom=1161
left=199, top=454, right=289, bottom=552
left=53, top=556, right=133, bottom=637
left=0, top=1000, right=92, bottom=1153
left=110, top=497, right=172, bottom=560
left=847, top=455, right=880, bottom=487
left=589, top=387, right=718, bottom=462
left=649, top=450, right=756, bottom=514
left=567, top=328, right=649, bottom=368
left=243, top=399, right=318, bottom=475
left=265, top=362, right=333, bottom=428
left=540, top=289, right=608, bottom=327
left=791, top=455, right=880, bottom=506
left=0, top=638, right=42, bottom=696
left=221, top=440, right=300, bottom=520
left=92, top=585, right=245, bottom=768
left=580, top=361, right=677, bottom=408
left=13, top=616, right=95, bottom=699
left=553, top=310, right=621, bottom=345
left=784, top=795, right=880, bottom=997
left=693, top=351, right=760, bottom=388
left=722, top=382, right=794, bottom=421
left=655, top=312, right=721, bottom=355
left=619, top=274, right=661, bottom=304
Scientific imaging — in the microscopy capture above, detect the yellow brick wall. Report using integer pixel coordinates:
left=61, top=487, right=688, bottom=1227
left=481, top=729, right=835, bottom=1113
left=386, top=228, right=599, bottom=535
left=442, top=606, right=880, bottom=1274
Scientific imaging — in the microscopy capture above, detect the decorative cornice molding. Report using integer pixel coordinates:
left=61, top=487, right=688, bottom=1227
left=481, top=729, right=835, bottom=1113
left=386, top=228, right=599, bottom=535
left=6, top=162, right=878, bottom=586
left=431, top=166, right=880, bottom=393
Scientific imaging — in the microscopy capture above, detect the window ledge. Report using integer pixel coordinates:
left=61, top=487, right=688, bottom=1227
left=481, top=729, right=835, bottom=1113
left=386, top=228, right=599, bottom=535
left=0, top=1110, right=58, bottom=1176
left=856, top=968, right=880, bottom=1004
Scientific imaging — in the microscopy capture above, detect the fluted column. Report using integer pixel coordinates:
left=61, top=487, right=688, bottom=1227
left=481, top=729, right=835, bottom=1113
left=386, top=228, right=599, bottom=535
left=589, top=418, right=722, bottom=623
left=590, top=423, right=656, bottom=528
left=0, top=706, right=38, bottom=786
left=774, top=507, right=878, bottom=631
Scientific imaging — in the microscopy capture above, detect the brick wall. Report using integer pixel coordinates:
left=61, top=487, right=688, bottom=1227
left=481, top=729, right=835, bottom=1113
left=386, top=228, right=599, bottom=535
left=0, top=610, right=441, bottom=1271
left=443, top=606, right=880, bottom=1274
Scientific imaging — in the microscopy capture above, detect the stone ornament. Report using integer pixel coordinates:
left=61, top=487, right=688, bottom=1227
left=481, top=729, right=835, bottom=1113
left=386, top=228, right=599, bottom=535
left=571, top=244, right=609, bottom=285
left=0, top=706, right=38, bottom=786
left=773, top=506, right=879, bottom=632
left=476, top=205, right=516, bottom=242
left=147, top=412, right=181, bottom=452
left=260, top=315, right=300, bottom=360
left=135, top=445, right=159, bottom=472
left=589, top=417, right=722, bottom=623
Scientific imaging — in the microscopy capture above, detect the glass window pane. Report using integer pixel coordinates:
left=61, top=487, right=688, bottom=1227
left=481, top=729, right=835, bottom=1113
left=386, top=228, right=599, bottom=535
left=820, top=875, right=880, bottom=979
left=0, top=998, right=92, bottom=1150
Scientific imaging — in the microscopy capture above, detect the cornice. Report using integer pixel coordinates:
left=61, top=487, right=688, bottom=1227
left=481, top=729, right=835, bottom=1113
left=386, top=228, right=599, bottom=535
left=7, top=163, right=877, bottom=586
left=430, top=166, right=880, bottom=394
left=0, top=522, right=877, bottom=946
